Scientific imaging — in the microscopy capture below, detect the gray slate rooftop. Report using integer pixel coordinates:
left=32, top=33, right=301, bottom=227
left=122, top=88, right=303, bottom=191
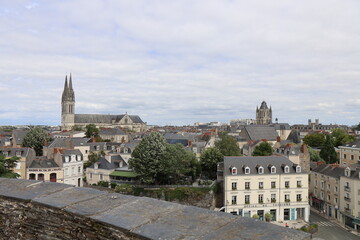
left=0, top=178, right=310, bottom=240
left=75, top=114, right=144, bottom=124
left=240, top=125, right=278, bottom=141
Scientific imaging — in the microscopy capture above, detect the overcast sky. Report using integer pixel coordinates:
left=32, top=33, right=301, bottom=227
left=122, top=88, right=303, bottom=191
left=0, top=0, right=359, bottom=126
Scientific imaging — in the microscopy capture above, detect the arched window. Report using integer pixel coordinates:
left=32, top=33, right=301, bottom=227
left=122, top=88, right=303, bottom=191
left=271, top=166, right=276, bottom=174
left=284, top=166, right=290, bottom=173
left=258, top=166, right=264, bottom=174
left=244, top=167, right=250, bottom=174
left=50, top=173, right=57, bottom=182
left=296, top=166, right=301, bottom=173
left=231, top=167, right=237, bottom=175
left=29, top=173, right=36, bottom=180
left=38, top=173, right=44, bottom=181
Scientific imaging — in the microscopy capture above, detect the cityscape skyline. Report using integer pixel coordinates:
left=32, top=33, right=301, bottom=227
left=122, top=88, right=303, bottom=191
left=0, top=1, right=359, bottom=126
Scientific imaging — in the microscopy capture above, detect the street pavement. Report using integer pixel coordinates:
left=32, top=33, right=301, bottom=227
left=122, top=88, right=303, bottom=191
left=310, top=210, right=359, bottom=240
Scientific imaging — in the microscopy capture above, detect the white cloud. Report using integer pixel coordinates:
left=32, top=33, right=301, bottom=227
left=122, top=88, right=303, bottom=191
left=0, top=0, right=359, bottom=126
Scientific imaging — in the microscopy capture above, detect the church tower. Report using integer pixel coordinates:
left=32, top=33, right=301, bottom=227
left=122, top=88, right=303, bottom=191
left=256, top=101, right=272, bottom=125
left=61, top=74, right=75, bottom=130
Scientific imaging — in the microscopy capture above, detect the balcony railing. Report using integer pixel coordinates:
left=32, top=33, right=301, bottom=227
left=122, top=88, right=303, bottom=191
left=259, top=186, right=263, bottom=189
left=297, top=198, right=302, bottom=202
left=245, top=201, right=250, bottom=204
left=232, top=187, right=237, bottom=190
left=344, top=197, right=351, bottom=202
left=344, top=186, right=351, bottom=192
left=258, top=200, right=263, bottom=204
left=232, top=201, right=237, bottom=205
left=285, top=199, right=290, bottom=203
left=245, top=186, right=250, bottom=190
left=297, top=184, right=302, bottom=188
left=285, top=186, right=289, bottom=189
left=344, top=207, right=351, bottom=213
left=271, top=199, right=276, bottom=203
left=271, top=185, right=276, bottom=189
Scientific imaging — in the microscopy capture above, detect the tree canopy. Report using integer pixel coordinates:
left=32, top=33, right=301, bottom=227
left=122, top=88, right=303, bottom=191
left=307, top=146, right=323, bottom=162
left=252, top=141, right=273, bottom=156
left=303, top=133, right=325, bottom=148
left=129, top=132, right=200, bottom=185
left=200, top=147, right=224, bottom=179
left=85, top=124, right=99, bottom=138
left=22, top=127, right=51, bottom=156
left=320, top=135, right=338, bottom=164
left=330, top=128, right=355, bottom=147
left=215, top=135, right=240, bottom=156
left=0, top=155, right=19, bottom=178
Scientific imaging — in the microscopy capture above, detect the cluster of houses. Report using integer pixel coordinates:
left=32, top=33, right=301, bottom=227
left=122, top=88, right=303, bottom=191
left=0, top=98, right=359, bottom=232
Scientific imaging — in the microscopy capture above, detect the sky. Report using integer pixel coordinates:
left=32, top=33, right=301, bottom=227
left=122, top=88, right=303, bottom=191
left=0, top=0, right=360, bottom=126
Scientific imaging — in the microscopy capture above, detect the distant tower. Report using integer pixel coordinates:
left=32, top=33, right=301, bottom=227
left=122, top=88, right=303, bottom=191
left=61, top=74, right=75, bottom=130
left=256, top=101, right=272, bottom=125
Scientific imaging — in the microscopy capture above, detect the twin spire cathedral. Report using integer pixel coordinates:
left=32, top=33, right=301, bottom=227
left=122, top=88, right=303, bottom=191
left=60, top=75, right=147, bottom=132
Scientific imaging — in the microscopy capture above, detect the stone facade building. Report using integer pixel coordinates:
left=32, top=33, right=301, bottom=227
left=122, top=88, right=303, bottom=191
left=220, top=156, right=310, bottom=222
left=61, top=75, right=146, bottom=132
left=256, top=101, right=272, bottom=125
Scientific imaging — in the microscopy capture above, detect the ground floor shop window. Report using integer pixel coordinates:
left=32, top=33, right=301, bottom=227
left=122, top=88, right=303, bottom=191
left=284, top=209, right=290, bottom=221
left=257, top=210, right=264, bottom=221
left=243, top=210, right=251, bottom=218
left=270, top=209, right=276, bottom=221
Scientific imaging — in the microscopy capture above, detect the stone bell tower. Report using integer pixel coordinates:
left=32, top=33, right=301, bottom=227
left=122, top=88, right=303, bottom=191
left=61, top=74, right=75, bottom=130
left=256, top=101, right=272, bottom=125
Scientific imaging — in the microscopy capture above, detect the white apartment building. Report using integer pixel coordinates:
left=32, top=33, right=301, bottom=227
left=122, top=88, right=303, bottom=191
left=54, top=149, right=83, bottom=187
left=222, top=156, right=310, bottom=222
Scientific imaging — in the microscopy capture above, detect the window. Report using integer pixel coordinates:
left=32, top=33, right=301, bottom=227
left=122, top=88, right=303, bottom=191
left=258, top=166, right=264, bottom=174
left=327, top=184, right=330, bottom=190
left=314, top=189, right=317, bottom=197
left=321, top=192, right=324, bottom=200
left=271, top=194, right=276, bottom=203
left=245, top=182, right=250, bottom=190
left=285, top=181, right=289, bottom=188
left=78, top=166, right=81, bottom=173
left=315, top=179, right=318, bottom=186
left=259, top=182, right=263, bottom=189
left=284, top=166, right=289, bottom=173
left=297, top=180, right=302, bottom=188
left=85, top=150, right=88, bottom=154
left=344, top=154, right=347, bottom=159
left=89, top=173, right=92, bottom=179
left=232, top=182, right=237, bottom=190
left=297, top=194, right=302, bottom=202
left=351, top=155, right=354, bottom=160
left=296, top=166, right=301, bottom=173
left=65, top=156, right=70, bottom=163
left=245, top=195, right=250, bottom=204
left=321, top=181, right=324, bottom=189
left=231, top=167, right=237, bottom=175
left=232, top=195, right=237, bottom=205
left=285, top=194, right=290, bottom=202
left=335, top=198, right=338, bottom=204
left=16, top=151, right=21, bottom=157
left=271, top=181, right=276, bottom=189
left=100, top=174, right=103, bottom=180
left=245, top=167, right=250, bottom=174
left=72, top=167, right=75, bottom=175
left=65, top=168, right=69, bottom=176
left=335, top=186, right=338, bottom=192
left=77, top=155, right=81, bottom=161
left=258, top=194, right=263, bottom=203
left=271, top=166, right=276, bottom=173
left=327, top=195, right=330, bottom=201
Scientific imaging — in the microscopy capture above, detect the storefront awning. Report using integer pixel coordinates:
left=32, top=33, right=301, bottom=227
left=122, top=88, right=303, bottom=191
left=312, top=197, right=323, bottom=204
left=352, top=218, right=360, bottom=225
left=110, top=171, right=138, bottom=178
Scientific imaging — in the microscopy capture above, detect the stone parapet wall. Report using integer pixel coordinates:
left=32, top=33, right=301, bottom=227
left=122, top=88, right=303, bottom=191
left=0, top=178, right=311, bottom=240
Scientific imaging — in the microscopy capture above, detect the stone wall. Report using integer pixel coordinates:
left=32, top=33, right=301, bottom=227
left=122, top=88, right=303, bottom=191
left=0, top=178, right=311, bottom=240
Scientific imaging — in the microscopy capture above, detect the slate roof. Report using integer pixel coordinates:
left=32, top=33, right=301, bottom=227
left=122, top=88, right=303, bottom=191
left=99, top=128, right=126, bottom=135
left=74, top=114, right=144, bottom=124
left=0, top=147, right=34, bottom=158
left=286, top=130, right=301, bottom=144
left=62, top=149, right=83, bottom=156
left=312, top=164, right=345, bottom=179
left=12, top=129, right=29, bottom=145
left=224, top=156, right=304, bottom=176
left=240, top=125, right=278, bottom=141
left=270, top=123, right=291, bottom=131
left=341, top=138, right=360, bottom=148
left=48, top=138, right=91, bottom=148
left=29, top=159, right=59, bottom=168
left=164, top=133, right=189, bottom=146
left=88, top=157, right=116, bottom=170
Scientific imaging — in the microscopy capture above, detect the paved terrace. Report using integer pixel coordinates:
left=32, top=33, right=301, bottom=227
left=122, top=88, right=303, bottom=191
left=0, top=178, right=310, bottom=240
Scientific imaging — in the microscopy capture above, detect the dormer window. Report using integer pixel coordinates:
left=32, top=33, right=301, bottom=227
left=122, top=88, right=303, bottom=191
left=296, top=166, right=301, bottom=173
left=284, top=165, right=290, bottom=173
left=244, top=167, right=250, bottom=174
left=345, top=167, right=351, bottom=177
left=231, top=167, right=237, bottom=175
left=76, top=155, right=81, bottom=161
left=65, top=156, right=70, bottom=163
left=258, top=166, right=264, bottom=174
left=271, top=166, right=276, bottom=174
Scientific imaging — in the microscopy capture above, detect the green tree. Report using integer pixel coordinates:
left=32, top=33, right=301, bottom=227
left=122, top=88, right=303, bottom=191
left=160, top=144, right=200, bottom=184
left=0, top=155, right=19, bottom=178
left=129, top=132, right=168, bottom=184
left=331, top=128, right=356, bottom=147
left=252, top=141, right=273, bottom=156
left=84, top=151, right=104, bottom=169
left=22, top=127, right=50, bottom=156
left=352, top=122, right=360, bottom=131
left=303, top=133, right=325, bottom=147
left=320, top=135, right=338, bottom=164
left=307, top=146, right=322, bottom=162
left=215, top=135, right=240, bottom=156
left=200, top=147, right=224, bottom=179
left=85, top=124, right=99, bottom=138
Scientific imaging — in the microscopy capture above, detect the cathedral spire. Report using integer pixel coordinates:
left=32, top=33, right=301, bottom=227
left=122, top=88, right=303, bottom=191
left=69, top=73, right=73, bottom=90
left=64, top=75, right=68, bottom=90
